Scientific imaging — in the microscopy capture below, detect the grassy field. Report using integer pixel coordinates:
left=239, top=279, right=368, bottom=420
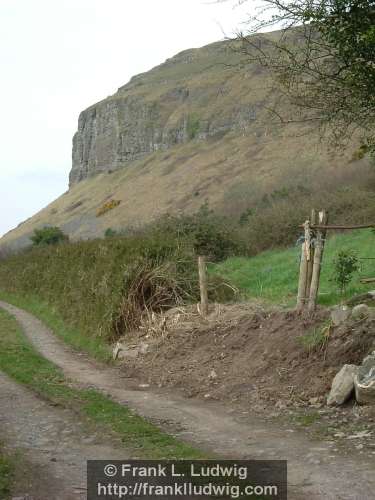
left=213, top=229, right=375, bottom=307
left=0, top=308, right=205, bottom=459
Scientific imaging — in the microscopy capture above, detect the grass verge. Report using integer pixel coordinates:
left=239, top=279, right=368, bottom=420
left=0, top=292, right=111, bottom=363
left=0, top=448, right=13, bottom=499
left=213, top=229, right=375, bottom=306
left=0, top=308, right=205, bottom=460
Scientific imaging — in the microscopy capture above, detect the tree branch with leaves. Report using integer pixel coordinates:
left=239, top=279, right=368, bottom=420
left=221, top=0, right=375, bottom=150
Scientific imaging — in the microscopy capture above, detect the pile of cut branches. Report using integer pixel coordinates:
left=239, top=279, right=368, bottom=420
left=113, top=257, right=198, bottom=337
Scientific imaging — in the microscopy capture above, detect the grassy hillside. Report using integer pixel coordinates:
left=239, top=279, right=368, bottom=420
left=214, top=229, right=375, bottom=307
left=1, top=32, right=374, bottom=252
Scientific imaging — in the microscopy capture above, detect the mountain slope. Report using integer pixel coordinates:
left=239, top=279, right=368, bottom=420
left=1, top=33, right=373, bottom=251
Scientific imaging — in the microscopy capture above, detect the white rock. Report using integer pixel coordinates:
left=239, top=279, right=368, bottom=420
left=346, top=431, right=372, bottom=439
left=354, top=353, right=375, bottom=405
left=331, top=305, right=351, bottom=326
left=352, top=304, right=370, bottom=320
left=327, top=364, right=359, bottom=406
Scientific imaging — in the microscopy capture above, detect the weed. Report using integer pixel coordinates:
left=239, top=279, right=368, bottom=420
left=297, top=326, right=327, bottom=353
left=294, top=412, right=321, bottom=426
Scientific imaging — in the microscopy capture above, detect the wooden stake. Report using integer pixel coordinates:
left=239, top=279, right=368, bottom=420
left=305, top=209, right=316, bottom=300
left=308, top=210, right=328, bottom=312
left=198, top=255, right=209, bottom=317
left=296, top=220, right=310, bottom=311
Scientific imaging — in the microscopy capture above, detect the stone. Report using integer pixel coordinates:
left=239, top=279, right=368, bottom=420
left=330, top=305, right=351, bottom=326
left=354, top=352, right=375, bottom=405
left=113, top=340, right=151, bottom=361
left=327, top=364, right=359, bottom=406
left=309, top=397, right=319, bottom=405
left=346, top=430, right=372, bottom=439
left=351, top=304, right=370, bottom=320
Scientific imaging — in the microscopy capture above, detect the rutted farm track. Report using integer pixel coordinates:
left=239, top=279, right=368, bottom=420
left=1, top=300, right=375, bottom=500
left=0, top=372, right=127, bottom=500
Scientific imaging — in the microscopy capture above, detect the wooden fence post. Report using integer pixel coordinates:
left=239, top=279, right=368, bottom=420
left=198, top=255, right=209, bottom=316
left=305, top=209, right=316, bottom=299
left=308, top=210, right=328, bottom=312
left=296, top=220, right=310, bottom=311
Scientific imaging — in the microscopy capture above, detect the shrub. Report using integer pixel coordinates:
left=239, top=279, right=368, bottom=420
left=104, top=228, right=118, bottom=238
left=30, top=226, right=68, bottom=246
left=186, top=113, right=200, bottom=140
left=332, top=250, right=360, bottom=296
left=150, top=206, right=245, bottom=262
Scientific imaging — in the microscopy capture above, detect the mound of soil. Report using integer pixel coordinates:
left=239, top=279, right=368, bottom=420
left=120, top=304, right=375, bottom=408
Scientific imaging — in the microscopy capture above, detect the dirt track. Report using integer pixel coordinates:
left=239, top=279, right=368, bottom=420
left=1, top=300, right=375, bottom=500
left=0, top=372, right=127, bottom=500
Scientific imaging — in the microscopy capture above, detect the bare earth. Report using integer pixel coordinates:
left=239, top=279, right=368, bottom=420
left=0, top=372, right=127, bottom=500
left=0, top=301, right=374, bottom=500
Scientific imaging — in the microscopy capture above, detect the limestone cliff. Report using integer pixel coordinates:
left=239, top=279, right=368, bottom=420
left=70, top=40, right=268, bottom=185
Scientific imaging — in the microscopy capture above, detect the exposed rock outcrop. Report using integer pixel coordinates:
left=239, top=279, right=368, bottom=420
left=70, top=40, right=268, bottom=185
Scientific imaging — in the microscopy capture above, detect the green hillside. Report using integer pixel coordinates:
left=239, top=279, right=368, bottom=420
left=214, top=229, right=375, bottom=307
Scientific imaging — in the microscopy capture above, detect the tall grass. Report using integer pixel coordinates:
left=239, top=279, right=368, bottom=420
left=0, top=234, right=199, bottom=345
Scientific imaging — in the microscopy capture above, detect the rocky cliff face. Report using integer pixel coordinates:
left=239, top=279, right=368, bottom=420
left=70, top=40, right=268, bottom=185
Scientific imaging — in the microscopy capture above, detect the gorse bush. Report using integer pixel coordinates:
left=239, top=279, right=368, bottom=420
left=31, top=226, right=68, bottom=246
left=96, top=199, right=121, bottom=217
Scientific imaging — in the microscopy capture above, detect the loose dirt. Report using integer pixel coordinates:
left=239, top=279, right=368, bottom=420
left=0, top=372, right=127, bottom=500
left=1, top=300, right=375, bottom=500
left=121, top=304, right=375, bottom=407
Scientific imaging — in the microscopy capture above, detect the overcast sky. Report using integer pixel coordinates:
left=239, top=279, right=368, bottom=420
left=0, top=0, right=252, bottom=237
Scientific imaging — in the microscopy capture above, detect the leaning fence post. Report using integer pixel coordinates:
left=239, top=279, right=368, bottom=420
left=308, top=210, right=328, bottom=312
left=198, top=255, right=209, bottom=316
left=296, top=219, right=310, bottom=311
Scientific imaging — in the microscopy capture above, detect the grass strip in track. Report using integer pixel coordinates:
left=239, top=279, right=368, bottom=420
left=0, top=308, right=205, bottom=460
left=0, top=447, right=13, bottom=499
